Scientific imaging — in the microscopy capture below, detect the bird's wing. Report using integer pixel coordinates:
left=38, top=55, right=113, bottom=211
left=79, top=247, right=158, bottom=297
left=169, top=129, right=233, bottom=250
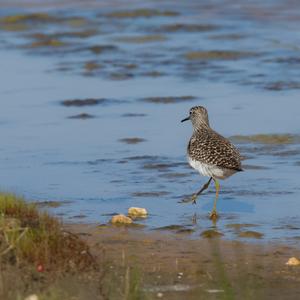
left=188, top=130, right=242, bottom=171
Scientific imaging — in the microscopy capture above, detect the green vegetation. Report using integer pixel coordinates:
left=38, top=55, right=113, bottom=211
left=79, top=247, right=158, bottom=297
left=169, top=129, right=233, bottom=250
left=0, top=193, right=94, bottom=271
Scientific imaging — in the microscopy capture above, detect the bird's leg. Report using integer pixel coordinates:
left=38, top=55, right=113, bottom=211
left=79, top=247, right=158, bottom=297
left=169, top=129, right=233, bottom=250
left=180, top=177, right=212, bottom=204
left=193, top=177, right=213, bottom=204
left=209, top=178, right=220, bottom=220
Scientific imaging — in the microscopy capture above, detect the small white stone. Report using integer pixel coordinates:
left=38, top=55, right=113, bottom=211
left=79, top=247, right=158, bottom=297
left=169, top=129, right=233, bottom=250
left=157, top=292, right=163, bottom=298
left=286, top=257, right=300, bottom=266
left=111, top=214, right=133, bottom=224
left=128, top=207, right=148, bottom=217
left=206, top=289, right=224, bottom=293
left=24, top=295, right=39, bottom=300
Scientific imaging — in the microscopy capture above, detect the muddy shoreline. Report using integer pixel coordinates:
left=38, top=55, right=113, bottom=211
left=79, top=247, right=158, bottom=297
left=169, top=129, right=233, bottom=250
left=65, top=223, right=300, bottom=299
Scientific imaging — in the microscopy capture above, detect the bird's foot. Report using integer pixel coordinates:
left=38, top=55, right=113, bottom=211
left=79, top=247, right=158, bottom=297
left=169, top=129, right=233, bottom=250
left=209, top=210, right=219, bottom=221
left=179, top=194, right=198, bottom=204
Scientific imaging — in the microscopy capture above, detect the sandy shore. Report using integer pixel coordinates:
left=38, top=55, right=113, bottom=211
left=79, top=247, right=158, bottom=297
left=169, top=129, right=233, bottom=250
left=66, top=223, right=300, bottom=299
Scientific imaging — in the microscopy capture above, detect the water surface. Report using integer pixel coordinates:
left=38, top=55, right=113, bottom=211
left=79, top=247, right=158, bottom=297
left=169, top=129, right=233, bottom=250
left=1, top=0, right=300, bottom=244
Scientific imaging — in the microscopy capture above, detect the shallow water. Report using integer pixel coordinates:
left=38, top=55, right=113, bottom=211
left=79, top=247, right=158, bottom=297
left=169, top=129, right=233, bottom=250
left=1, top=0, right=300, bottom=244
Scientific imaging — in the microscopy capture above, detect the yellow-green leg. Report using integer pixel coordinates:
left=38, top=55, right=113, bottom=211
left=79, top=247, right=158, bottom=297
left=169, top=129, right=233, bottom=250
left=209, top=178, right=220, bottom=220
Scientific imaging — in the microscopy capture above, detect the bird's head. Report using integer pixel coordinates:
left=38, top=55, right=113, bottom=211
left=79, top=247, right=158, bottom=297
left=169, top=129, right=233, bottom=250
left=181, top=106, right=210, bottom=129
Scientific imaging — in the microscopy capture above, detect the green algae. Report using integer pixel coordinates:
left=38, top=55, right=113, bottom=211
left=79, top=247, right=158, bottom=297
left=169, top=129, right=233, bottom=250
left=0, top=13, right=90, bottom=33
left=230, top=134, right=300, bottom=145
left=0, top=13, right=56, bottom=24
left=24, top=38, right=67, bottom=48
left=29, top=29, right=98, bottom=40
left=0, top=23, right=29, bottom=31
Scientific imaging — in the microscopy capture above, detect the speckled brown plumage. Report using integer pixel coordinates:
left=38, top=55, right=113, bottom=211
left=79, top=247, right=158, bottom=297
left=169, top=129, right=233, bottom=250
left=182, top=105, right=242, bottom=173
left=188, top=127, right=242, bottom=171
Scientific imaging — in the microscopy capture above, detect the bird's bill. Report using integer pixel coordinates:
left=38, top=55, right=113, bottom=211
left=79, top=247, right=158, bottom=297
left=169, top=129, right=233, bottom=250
left=181, top=116, right=190, bottom=122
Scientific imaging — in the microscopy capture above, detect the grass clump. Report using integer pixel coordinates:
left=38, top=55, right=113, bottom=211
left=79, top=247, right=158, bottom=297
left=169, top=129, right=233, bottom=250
left=0, top=193, right=94, bottom=272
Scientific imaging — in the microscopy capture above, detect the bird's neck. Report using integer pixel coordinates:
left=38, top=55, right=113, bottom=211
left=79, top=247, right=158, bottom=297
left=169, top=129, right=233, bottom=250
left=193, top=123, right=210, bottom=134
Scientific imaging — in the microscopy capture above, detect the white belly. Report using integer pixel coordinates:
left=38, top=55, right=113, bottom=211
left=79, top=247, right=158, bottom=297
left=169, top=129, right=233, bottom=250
left=188, top=157, right=235, bottom=180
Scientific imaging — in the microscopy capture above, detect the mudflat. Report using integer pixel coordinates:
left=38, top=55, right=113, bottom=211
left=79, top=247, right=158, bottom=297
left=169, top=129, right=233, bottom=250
left=66, top=223, right=300, bottom=299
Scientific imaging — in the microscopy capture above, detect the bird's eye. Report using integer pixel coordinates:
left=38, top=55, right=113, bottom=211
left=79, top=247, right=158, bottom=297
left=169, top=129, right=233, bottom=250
left=189, top=111, right=192, bottom=115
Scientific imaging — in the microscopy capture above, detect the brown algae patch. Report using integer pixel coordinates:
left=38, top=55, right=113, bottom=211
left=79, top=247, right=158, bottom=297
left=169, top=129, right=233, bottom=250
left=158, top=23, right=219, bottom=32
left=0, top=23, right=29, bottom=31
left=201, top=229, right=224, bottom=238
left=121, top=113, right=147, bottom=117
left=155, top=224, right=185, bottom=231
left=23, top=38, right=67, bottom=48
left=109, top=72, right=134, bottom=80
left=115, top=34, right=167, bottom=43
left=0, top=13, right=90, bottom=31
left=226, top=223, right=259, bottom=230
left=242, top=164, right=270, bottom=170
left=119, top=137, right=146, bottom=144
left=87, top=44, right=117, bottom=55
left=84, top=61, right=102, bottom=72
left=142, top=162, right=187, bottom=171
left=143, top=71, right=165, bottom=77
left=159, top=172, right=190, bottom=179
left=142, top=163, right=173, bottom=171
left=61, top=98, right=107, bottom=107
left=106, top=9, right=179, bottom=18
left=209, top=33, right=247, bottom=40
left=29, top=29, right=98, bottom=40
left=68, top=113, right=95, bottom=119
left=34, top=200, right=71, bottom=208
left=230, top=134, right=300, bottom=144
left=0, top=13, right=57, bottom=25
left=154, top=225, right=196, bottom=235
left=264, top=81, right=300, bottom=91
left=131, top=191, right=169, bottom=197
left=238, top=231, right=264, bottom=239
left=185, top=50, right=256, bottom=60
left=142, top=95, right=196, bottom=104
